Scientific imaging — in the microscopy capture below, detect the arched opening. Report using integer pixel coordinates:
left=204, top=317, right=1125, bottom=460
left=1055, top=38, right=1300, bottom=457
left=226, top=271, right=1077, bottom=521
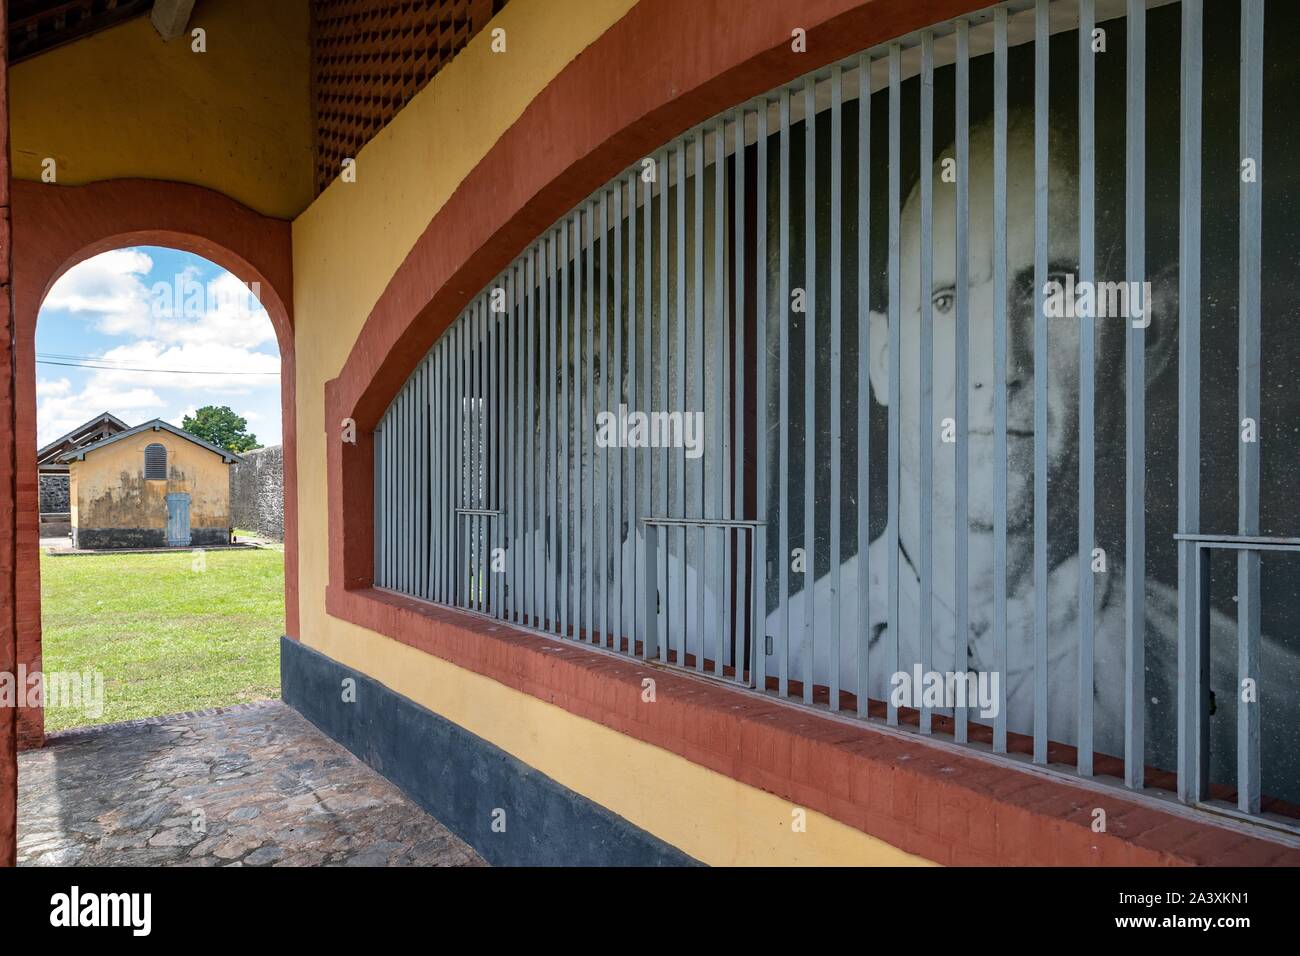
left=32, top=243, right=284, bottom=733
left=8, top=179, right=299, bottom=751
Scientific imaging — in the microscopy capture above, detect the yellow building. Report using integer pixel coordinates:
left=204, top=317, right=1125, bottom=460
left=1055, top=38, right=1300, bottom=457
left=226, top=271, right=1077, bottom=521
left=61, top=420, right=240, bottom=551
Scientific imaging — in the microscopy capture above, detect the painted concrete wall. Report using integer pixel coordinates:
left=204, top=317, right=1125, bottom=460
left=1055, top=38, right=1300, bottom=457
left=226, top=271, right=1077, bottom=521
left=70, top=432, right=231, bottom=548
left=286, top=0, right=930, bottom=866
left=8, top=0, right=313, bottom=219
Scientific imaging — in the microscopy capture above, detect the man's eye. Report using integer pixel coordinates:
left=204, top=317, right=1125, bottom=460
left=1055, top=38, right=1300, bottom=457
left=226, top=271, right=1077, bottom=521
left=932, top=290, right=955, bottom=314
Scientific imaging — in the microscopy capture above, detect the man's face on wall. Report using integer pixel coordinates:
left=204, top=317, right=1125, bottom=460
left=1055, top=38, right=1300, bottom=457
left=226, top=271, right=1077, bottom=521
left=869, top=112, right=1083, bottom=544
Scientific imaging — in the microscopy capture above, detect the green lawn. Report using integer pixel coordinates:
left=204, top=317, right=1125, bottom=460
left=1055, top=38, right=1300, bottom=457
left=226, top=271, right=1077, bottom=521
left=39, top=548, right=284, bottom=732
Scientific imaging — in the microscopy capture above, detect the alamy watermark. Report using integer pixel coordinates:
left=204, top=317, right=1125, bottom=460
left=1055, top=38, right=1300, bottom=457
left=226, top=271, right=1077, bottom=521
left=595, top=404, right=704, bottom=459
left=889, top=665, right=1000, bottom=719
left=1042, top=274, right=1153, bottom=328
left=0, top=666, right=105, bottom=719
left=149, top=273, right=262, bottom=320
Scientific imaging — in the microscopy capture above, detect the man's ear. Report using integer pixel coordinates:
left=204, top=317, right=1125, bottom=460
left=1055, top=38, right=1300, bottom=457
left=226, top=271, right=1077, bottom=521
left=1144, top=263, right=1179, bottom=384
left=867, top=308, right=891, bottom=405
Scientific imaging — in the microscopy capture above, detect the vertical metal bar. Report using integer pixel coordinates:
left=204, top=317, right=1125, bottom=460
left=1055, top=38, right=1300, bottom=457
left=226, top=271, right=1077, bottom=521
left=802, top=76, right=816, bottom=704
left=434, top=338, right=442, bottom=604
left=546, top=235, right=556, bottom=628
left=992, top=6, right=1009, bottom=754
left=642, top=164, right=654, bottom=659
left=374, top=424, right=383, bottom=588
left=887, top=44, right=901, bottom=727
left=659, top=148, right=670, bottom=664
left=586, top=202, right=597, bottom=642
left=574, top=214, right=584, bottom=639
left=614, top=181, right=625, bottom=652
left=1124, top=0, right=1146, bottom=790
left=954, top=19, right=971, bottom=743
left=474, top=300, right=483, bottom=611
left=599, top=190, right=610, bottom=646
left=455, top=319, right=464, bottom=606
left=856, top=55, right=871, bottom=718
left=676, top=139, right=688, bottom=664
left=714, top=118, right=727, bottom=677
left=1033, top=0, right=1050, bottom=765
left=694, top=131, right=706, bottom=672
left=498, top=286, right=506, bottom=618
left=420, top=347, right=429, bottom=601
left=755, top=99, right=769, bottom=694
left=510, top=265, right=520, bottom=620
left=1238, top=0, right=1264, bottom=815
left=1077, top=0, right=1097, bottom=774
left=1176, top=0, right=1204, bottom=802
left=733, top=105, right=748, bottom=684
left=560, top=224, right=570, bottom=637
left=526, top=248, right=536, bottom=624
left=919, top=32, right=935, bottom=734
left=779, top=87, right=792, bottom=698
left=830, top=66, right=843, bottom=710
left=629, top=169, right=640, bottom=656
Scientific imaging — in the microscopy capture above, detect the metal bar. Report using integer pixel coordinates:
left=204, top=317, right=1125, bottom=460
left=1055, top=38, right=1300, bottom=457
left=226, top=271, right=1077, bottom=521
left=676, top=139, right=687, bottom=665
left=586, top=202, right=597, bottom=641
left=574, top=213, right=584, bottom=639
left=615, top=180, right=625, bottom=651
left=802, top=76, right=816, bottom=704
left=629, top=169, right=639, bottom=656
left=561, top=222, right=570, bottom=636
left=954, top=19, right=971, bottom=743
left=779, top=87, right=791, bottom=698
left=694, top=131, right=706, bottom=672
left=510, top=264, right=520, bottom=620
left=475, top=299, right=484, bottom=611
left=1124, top=0, right=1146, bottom=790
left=919, top=32, right=935, bottom=734
left=455, top=319, right=464, bottom=606
left=733, top=105, right=748, bottom=684
left=421, top=336, right=429, bottom=601
left=1077, top=0, right=1096, bottom=776
left=374, top=423, right=383, bottom=589
left=993, top=7, right=1009, bottom=752
left=1032, top=0, right=1049, bottom=766
left=642, top=163, right=654, bottom=659
left=887, top=43, right=901, bottom=727
left=856, top=55, right=871, bottom=719
left=755, top=100, right=769, bottom=693
left=599, top=190, right=610, bottom=647
left=546, top=234, right=557, bottom=628
left=659, top=149, right=670, bottom=663
left=830, top=65, right=843, bottom=710
left=526, top=248, right=536, bottom=624
left=1237, top=0, right=1264, bottom=816
left=714, top=118, right=727, bottom=677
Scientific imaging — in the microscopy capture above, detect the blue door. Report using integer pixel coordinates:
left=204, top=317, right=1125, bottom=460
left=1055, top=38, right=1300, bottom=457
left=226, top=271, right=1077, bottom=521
left=166, top=493, right=191, bottom=547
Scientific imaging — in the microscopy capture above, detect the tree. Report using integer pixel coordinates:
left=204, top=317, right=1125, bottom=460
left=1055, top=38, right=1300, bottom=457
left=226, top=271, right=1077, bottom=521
left=182, top=405, right=260, bottom=453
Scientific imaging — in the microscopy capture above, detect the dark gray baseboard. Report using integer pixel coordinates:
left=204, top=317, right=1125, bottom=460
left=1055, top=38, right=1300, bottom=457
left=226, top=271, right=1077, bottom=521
left=280, top=636, right=699, bottom=867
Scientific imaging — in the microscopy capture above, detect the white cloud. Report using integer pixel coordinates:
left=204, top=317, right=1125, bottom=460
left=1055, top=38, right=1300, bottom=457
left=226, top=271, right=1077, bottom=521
left=43, top=249, right=155, bottom=336
left=37, top=380, right=165, bottom=446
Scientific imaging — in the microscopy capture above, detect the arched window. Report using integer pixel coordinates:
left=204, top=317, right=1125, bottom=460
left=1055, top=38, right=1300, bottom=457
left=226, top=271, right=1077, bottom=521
left=144, top=443, right=167, bottom=480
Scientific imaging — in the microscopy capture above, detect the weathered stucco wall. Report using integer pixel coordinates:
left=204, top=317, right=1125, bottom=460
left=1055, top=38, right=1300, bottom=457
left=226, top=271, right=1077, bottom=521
left=230, top=444, right=284, bottom=541
left=8, top=0, right=313, bottom=219
left=70, top=432, right=231, bottom=549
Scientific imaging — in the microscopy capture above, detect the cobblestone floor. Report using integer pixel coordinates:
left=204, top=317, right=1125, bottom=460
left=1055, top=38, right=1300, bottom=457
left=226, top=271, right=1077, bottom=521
left=18, top=699, right=485, bottom=867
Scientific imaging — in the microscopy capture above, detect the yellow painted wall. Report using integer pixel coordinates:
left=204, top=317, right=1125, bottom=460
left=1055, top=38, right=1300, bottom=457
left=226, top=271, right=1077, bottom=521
left=288, top=0, right=928, bottom=865
left=9, top=0, right=313, bottom=219
left=71, top=432, right=230, bottom=532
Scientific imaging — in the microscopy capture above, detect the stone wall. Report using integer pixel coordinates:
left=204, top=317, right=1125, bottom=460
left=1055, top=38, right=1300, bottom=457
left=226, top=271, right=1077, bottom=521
left=230, top=444, right=284, bottom=541
left=38, top=473, right=68, bottom=513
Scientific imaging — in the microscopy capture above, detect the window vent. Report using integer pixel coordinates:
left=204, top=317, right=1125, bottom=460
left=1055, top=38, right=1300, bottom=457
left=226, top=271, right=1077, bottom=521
left=144, top=443, right=167, bottom=480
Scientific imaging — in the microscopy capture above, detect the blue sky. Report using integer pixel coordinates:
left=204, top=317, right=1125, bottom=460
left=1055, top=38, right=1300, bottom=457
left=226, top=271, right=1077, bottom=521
left=35, top=246, right=281, bottom=449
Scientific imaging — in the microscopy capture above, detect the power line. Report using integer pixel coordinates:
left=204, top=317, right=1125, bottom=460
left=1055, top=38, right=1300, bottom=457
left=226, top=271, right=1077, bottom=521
left=36, top=356, right=279, bottom=376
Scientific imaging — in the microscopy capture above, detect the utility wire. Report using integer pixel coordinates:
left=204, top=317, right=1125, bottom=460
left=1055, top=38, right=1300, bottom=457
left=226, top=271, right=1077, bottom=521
left=36, top=356, right=279, bottom=376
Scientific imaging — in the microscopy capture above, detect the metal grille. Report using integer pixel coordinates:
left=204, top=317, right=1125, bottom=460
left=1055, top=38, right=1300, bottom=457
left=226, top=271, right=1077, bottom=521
left=144, top=443, right=167, bottom=481
left=375, top=0, right=1300, bottom=828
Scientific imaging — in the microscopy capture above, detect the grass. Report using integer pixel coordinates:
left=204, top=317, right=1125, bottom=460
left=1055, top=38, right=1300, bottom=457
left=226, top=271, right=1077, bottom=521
left=39, top=548, right=284, bottom=732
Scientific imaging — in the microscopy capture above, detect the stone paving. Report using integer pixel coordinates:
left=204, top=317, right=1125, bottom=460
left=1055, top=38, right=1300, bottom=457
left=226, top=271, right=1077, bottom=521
left=18, top=699, right=485, bottom=867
